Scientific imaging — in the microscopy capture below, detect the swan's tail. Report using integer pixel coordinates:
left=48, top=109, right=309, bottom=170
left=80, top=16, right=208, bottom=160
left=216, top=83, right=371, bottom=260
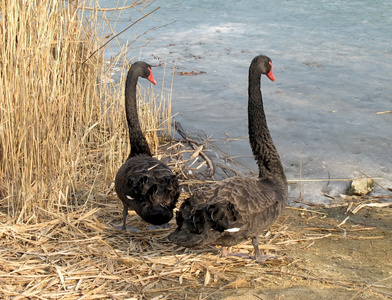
left=167, top=227, right=204, bottom=247
left=167, top=197, right=207, bottom=247
left=168, top=196, right=241, bottom=247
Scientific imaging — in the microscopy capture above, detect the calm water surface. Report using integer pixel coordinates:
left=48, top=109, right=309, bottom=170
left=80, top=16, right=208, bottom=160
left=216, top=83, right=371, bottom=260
left=99, top=0, right=392, bottom=203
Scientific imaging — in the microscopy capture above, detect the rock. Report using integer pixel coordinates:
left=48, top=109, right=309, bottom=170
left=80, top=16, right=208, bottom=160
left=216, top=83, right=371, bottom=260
left=348, top=178, right=374, bottom=196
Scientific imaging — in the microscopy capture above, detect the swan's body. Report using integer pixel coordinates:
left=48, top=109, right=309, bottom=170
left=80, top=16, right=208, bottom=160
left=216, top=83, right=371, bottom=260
left=168, top=55, right=287, bottom=260
left=115, top=61, right=179, bottom=230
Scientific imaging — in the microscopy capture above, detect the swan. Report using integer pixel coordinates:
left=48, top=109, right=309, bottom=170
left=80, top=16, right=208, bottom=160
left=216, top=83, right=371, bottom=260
left=168, top=55, right=287, bottom=261
left=115, top=61, right=180, bottom=230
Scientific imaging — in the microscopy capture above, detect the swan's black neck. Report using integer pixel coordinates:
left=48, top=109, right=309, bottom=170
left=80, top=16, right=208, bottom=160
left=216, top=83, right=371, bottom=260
left=124, top=67, right=152, bottom=158
left=248, top=70, right=285, bottom=180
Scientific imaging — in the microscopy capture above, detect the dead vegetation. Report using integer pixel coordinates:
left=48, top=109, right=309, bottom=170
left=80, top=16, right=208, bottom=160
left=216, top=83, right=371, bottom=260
left=0, top=0, right=172, bottom=222
left=1, top=187, right=391, bottom=299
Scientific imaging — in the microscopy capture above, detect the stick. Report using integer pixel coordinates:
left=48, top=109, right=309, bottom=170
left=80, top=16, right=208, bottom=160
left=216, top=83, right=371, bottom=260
left=174, top=121, right=215, bottom=175
left=73, top=7, right=161, bottom=75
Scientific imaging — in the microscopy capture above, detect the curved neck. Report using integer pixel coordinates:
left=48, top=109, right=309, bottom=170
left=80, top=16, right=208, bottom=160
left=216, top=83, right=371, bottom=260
left=248, top=71, right=285, bottom=180
left=124, top=68, right=152, bottom=157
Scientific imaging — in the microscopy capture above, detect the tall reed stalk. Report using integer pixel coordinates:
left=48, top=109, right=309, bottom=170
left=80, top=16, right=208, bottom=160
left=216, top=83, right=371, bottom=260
left=0, top=0, right=172, bottom=223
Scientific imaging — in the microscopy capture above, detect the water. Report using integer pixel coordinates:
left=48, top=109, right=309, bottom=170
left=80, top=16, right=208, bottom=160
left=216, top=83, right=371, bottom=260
left=99, top=0, right=392, bottom=203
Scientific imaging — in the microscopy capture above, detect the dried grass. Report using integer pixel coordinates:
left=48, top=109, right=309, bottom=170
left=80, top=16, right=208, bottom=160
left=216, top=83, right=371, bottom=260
left=1, top=192, right=391, bottom=299
left=0, top=193, right=289, bottom=299
left=0, top=0, right=172, bottom=222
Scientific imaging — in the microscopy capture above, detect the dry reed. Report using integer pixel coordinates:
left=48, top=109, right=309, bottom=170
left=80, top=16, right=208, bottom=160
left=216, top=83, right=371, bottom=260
left=0, top=0, right=171, bottom=223
left=1, top=195, right=390, bottom=299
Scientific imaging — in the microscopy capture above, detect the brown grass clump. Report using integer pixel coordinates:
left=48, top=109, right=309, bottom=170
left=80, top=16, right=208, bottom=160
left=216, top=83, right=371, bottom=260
left=1, top=196, right=391, bottom=299
left=0, top=0, right=171, bottom=223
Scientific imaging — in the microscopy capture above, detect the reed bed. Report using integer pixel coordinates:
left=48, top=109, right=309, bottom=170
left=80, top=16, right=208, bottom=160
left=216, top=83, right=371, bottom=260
left=0, top=201, right=286, bottom=299
left=1, top=190, right=391, bottom=299
left=0, top=0, right=171, bottom=222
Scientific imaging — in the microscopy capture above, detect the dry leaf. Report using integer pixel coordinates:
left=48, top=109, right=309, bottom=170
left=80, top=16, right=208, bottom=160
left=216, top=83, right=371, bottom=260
left=226, top=278, right=249, bottom=289
left=204, top=269, right=211, bottom=286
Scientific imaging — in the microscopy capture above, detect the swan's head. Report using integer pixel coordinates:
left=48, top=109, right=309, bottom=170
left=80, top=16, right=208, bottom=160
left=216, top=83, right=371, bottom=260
left=251, top=55, right=275, bottom=82
left=131, top=61, right=157, bottom=85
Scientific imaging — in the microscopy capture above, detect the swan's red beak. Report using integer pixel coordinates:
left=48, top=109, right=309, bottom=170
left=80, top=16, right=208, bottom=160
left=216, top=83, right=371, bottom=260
left=266, top=62, right=275, bottom=81
left=147, top=68, right=157, bottom=85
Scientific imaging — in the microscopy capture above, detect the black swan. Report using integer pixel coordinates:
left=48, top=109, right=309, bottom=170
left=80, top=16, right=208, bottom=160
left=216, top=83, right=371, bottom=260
left=168, top=55, right=287, bottom=261
left=115, top=61, right=180, bottom=230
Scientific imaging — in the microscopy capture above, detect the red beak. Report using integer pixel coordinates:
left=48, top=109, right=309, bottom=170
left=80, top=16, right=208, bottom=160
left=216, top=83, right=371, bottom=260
left=147, top=67, right=157, bottom=85
left=266, top=62, right=276, bottom=81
